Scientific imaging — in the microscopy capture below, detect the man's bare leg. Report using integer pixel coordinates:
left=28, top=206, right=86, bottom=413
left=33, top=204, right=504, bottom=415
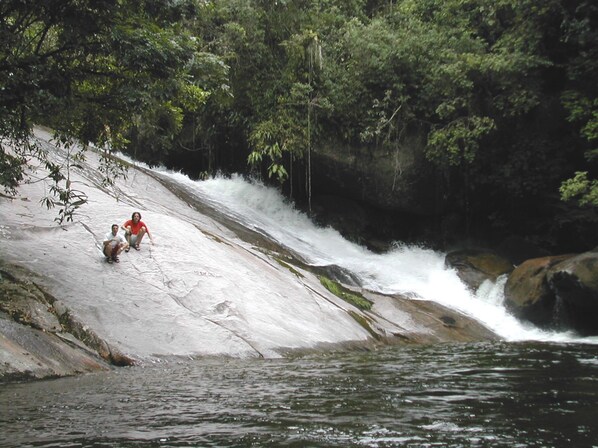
left=134, top=228, right=146, bottom=249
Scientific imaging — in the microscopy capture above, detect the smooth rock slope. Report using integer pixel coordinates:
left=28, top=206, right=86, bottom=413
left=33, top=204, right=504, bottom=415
left=0, top=129, right=496, bottom=381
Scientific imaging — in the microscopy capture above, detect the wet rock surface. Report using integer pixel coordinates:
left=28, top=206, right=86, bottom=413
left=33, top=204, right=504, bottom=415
left=445, top=248, right=514, bottom=292
left=503, top=255, right=573, bottom=329
left=504, top=251, right=598, bottom=335
left=547, top=249, right=598, bottom=335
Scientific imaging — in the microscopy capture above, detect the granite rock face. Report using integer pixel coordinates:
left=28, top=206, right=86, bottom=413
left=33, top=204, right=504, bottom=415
left=312, top=134, right=437, bottom=215
left=0, top=265, right=111, bottom=381
left=0, top=129, right=497, bottom=382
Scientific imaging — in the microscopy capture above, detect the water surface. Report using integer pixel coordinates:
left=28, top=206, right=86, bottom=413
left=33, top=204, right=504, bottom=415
left=2, top=341, right=597, bottom=447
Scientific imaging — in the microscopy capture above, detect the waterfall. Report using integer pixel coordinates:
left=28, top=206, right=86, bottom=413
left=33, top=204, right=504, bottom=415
left=153, top=169, right=598, bottom=345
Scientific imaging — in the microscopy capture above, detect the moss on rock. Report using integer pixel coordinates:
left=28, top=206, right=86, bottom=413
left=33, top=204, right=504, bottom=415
left=275, top=257, right=304, bottom=278
left=318, top=275, right=373, bottom=310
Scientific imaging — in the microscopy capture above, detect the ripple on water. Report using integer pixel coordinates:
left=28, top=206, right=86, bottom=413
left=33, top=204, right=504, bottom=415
left=0, top=341, right=597, bottom=447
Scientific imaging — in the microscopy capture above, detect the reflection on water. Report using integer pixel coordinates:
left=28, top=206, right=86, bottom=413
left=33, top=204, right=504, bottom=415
left=1, top=341, right=597, bottom=447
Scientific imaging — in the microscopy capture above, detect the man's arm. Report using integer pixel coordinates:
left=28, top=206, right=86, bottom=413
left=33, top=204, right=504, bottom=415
left=145, top=224, right=154, bottom=243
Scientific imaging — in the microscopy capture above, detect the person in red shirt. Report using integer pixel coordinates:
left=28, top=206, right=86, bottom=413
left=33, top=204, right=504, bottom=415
left=121, top=211, right=153, bottom=251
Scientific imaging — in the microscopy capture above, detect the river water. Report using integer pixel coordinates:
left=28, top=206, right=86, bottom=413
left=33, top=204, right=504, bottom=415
left=2, top=170, right=598, bottom=447
left=2, top=341, right=597, bottom=447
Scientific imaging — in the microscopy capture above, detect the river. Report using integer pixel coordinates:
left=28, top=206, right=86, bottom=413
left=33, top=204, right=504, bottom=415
left=2, top=341, right=597, bottom=447
left=2, top=169, right=598, bottom=447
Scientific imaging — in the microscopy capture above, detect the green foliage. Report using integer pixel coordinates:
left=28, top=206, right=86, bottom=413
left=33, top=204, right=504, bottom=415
left=98, top=151, right=129, bottom=189
left=38, top=146, right=89, bottom=225
left=318, top=275, right=373, bottom=311
left=0, top=0, right=208, bottom=218
left=324, top=0, right=551, bottom=169
left=2, top=0, right=597, bottom=244
left=562, top=93, right=598, bottom=155
left=558, top=1, right=598, bottom=208
left=427, top=116, right=496, bottom=165
left=0, top=151, right=25, bottom=195
left=560, top=171, right=598, bottom=207
left=248, top=119, right=295, bottom=183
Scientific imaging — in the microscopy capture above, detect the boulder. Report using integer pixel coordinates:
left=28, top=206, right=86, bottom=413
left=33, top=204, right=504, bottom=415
left=503, top=255, right=573, bottom=328
left=547, top=248, right=598, bottom=335
left=445, top=248, right=514, bottom=292
left=503, top=251, right=598, bottom=335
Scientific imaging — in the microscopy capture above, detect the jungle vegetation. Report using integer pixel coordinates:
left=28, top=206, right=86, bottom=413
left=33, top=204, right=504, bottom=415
left=1, top=0, right=596, bottom=250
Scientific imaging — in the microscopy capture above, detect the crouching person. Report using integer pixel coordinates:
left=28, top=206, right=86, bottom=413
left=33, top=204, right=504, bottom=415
left=122, top=211, right=153, bottom=251
left=103, top=224, right=128, bottom=263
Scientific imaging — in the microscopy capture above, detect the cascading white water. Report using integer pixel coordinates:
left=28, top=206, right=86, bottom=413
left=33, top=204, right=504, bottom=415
left=155, top=169, right=598, bottom=345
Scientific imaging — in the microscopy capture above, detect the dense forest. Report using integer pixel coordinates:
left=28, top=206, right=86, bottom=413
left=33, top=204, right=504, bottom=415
left=1, top=0, right=597, bottom=252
